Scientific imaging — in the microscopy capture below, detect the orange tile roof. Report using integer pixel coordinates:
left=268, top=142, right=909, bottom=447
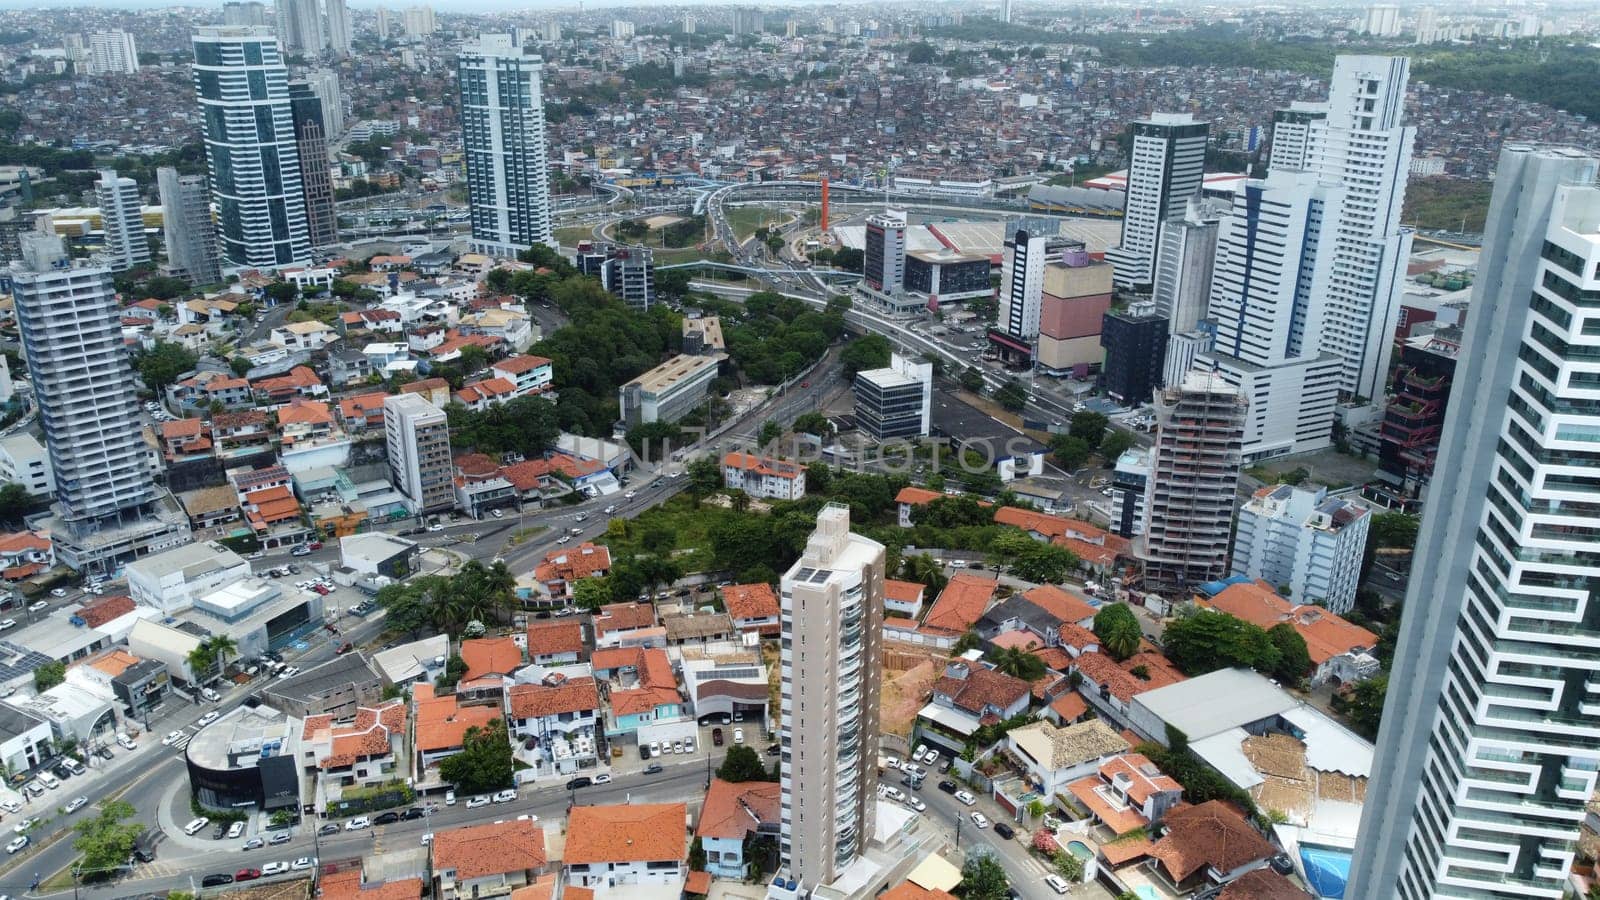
left=722, top=583, right=779, bottom=622
left=253, top=365, right=323, bottom=393
left=561, top=889, right=594, bottom=900
left=338, top=392, right=389, bottom=422
left=564, top=803, right=686, bottom=865
left=1058, top=623, right=1100, bottom=652
left=932, top=663, right=1030, bottom=715
left=879, top=885, right=958, bottom=900
left=525, top=620, right=583, bottom=658
left=401, top=377, right=450, bottom=396
left=454, top=377, right=517, bottom=406
left=921, top=573, right=997, bottom=637
left=506, top=677, right=600, bottom=719
left=1199, top=581, right=1377, bottom=666
left=86, top=648, right=141, bottom=678
left=318, top=869, right=423, bottom=900
left=160, top=417, right=205, bottom=439
left=684, top=870, right=712, bottom=896
left=1066, top=753, right=1182, bottom=835
left=995, top=507, right=1130, bottom=560
left=593, top=601, right=654, bottom=636
left=1033, top=647, right=1074, bottom=672
left=895, top=487, right=943, bottom=505
left=0, top=531, right=51, bottom=555
left=494, top=355, right=553, bottom=375
left=1020, top=584, right=1097, bottom=625
left=534, top=543, right=612, bottom=588
left=413, top=684, right=501, bottom=752
left=990, top=630, right=1045, bottom=651
left=460, top=636, right=521, bottom=681
left=506, top=875, right=557, bottom=900
left=1149, top=800, right=1275, bottom=883
left=75, top=595, right=135, bottom=629
left=1098, top=834, right=1156, bottom=866
left=721, top=451, right=804, bottom=480
left=432, top=819, right=547, bottom=880
left=277, top=398, right=334, bottom=426
left=1049, top=692, right=1088, bottom=722
left=884, top=579, right=925, bottom=604
left=696, top=778, right=781, bottom=840
left=1217, top=869, right=1315, bottom=900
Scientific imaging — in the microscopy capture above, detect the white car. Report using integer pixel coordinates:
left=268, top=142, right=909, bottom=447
left=905, top=797, right=926, bottom=812
left=183, top=817, right=210, bottom=836
left=881, top=787, right=905, bottom=802
left=162, top=731, right=186, bottom=746
left=0, top=800, right=19, bottom=814
left=197, top=711, right=220, bottom=726
left=262, top=862, right=290, bottom=876
left=12, top=818, right=35, bottom=834
left=733, top=728, right=744, bottom=744
left=227, top=820, right=245, bottom=839
left=426, top=524, right=444, bottom=533
left=921, top=748, right=939, bottom=766
left=954, top=790, right=977, bottom=806
left=465, top=796, right=490, bottom=809
left=0, top=620, right=14, bottom=632
left=5, top=836, right=25, bottom=854
left=556, top=535, right=570, bottom=544
left=343, top=817, right=369, bottom=831
left=624, top=491, right=637, bottom=500
left=291, top=857, right=316, bottom=871
left=491, top=789, right=516, bottom=803
left=1045, top=874, right=1071, bottom=894
left=884, top=755, right=901, bottom=770
left=444, top=790, right=456, bottom=806
left=27, top=601, right=46, bottom=612
left=48, top=589, right=66, bottom=598
left=419, top=833, right=433, bottom=846
left=116, top=734, right=136, bottom=750
left=592, top=774, right=612, bottom=785
left=63, top=797, right=87, bottom=814
left=969, top=812, right=990, bottom=829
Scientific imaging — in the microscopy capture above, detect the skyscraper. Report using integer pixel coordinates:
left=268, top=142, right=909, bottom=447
left=1000, top=0, right=1012, bottom=23
left=157, top=166, right=222, bottom=285
left=95, top=169, right=149, bottom=272
left=991, top=223, right=1076, bottom=363
left=301, top=69, right=344, bottom=138
left=1266, top=102, right=1327, bottom=175
left=325, top=0, right=352, bottom=55
left=864, top=210, right=907, bottom=294
left=384, top=394, right=454, bottom=514
left=11, top=235, right=155, bottom=524
left=458, top=33, right=552, bottom=257
left=193, top=27, right=311, bottom=270
left=275, top=0, right=324, bottom=53
left=1106, top=113, right=1208, bottom=293
left=1196, top=170, right=1344, bottom=460
left=374, top=6, right=391, bottom=40
left=1347, top=145, right=1600, bottom=899
left=1138, top=370, right=1246, bottom=594
left=779, top=504, right=885, bottom=890
left=289, top=82, right=338, bottom=249
left=222, top=1, right=269, bottom=27
left=86, top=31, right=139, bottom=75
left=403, top=5, right=436, bottom=38
left=732, top=8, right=763, bottom=35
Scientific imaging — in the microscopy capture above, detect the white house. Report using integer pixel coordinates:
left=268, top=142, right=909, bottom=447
left=505, top=673, right=601, bottom=776
left=564, top=803, right=687, bottom=893
left=1004, top=719, right=1129, bottom=798
left=270, top=320, right=340, bottom=352
left=1229, top=484, right=1371, bottom=614
left=721, top=452, right=806, bottom=501
left=0, top=705, right=56, bottom=777
left=491, top=355, right=555, bottom=397
left=431, top=819, right=549, bottom=900
left=126, top=541, right=250, bottom=614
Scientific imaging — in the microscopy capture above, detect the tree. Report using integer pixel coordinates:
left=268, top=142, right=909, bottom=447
left=959, top=366, right=985, bottom=394
left=264, top=282, right=298, bottom=305
left=993, top=380, right=1027, bottom=412
left=990, top=645, right=1046, bottom=681
left=205, top=635, right=238, bottom=676
left=1048, top=434, right=1090, bottom=471
left=1093, top=603, right=1142, bottom=661
left=134, top=341, right=198, bottom=392
left=1068, top=410, right=1110, bottom=450
left=758, top=419, right=783, bottom=448
left=1162, top=610, right=1281, bottom=676
left=457, top=344, right=490, bottom=376
left=73, top=800, right=141, bottom=880
left=1098, top=428, right=1136, bottom=463
left=900, top=553, right=948, bottom=594
left=791, top=411, right=834, bottom=438
left=1267, top=623, right=1311, bottom=682
left=840, top=334, right=892, bottom=378
left=656, top=269, right=692, bottom=299
left=906, top=42, right=938, bottom=64
left=832, top=247, right=863, bottom=273
left=185, top=645, right=215, bottom=683
left=34, top=660, right=64, bottom=691
left=1012, top=542, right=1079, bottom=584
left=438, top=719, right=514, bottom=793
left=716, top=744, right=768, bottom=782
left=990, top=529, right=1037, bottom=568
left=1337, top=674, right=1389, bottom=739
left=1053, top=851, right=1085, bottom=882
left=572, top=577, right=612, bottom=612
left=957, top=855, right=1010, bottom=900
left=0, top=482, right=32, bottom=526
left=1370, top=511, right=1420, bottom=549
left=686, top=455, right=723, bottom=498
left=228, top=355, right=254, bottom=378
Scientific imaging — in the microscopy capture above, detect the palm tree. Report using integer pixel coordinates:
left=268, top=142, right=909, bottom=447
left=186, top=645, right=216, bottom=684
left=206, top=635, right=238, bottom=677
left=991, top=646, right=1046, bottom=682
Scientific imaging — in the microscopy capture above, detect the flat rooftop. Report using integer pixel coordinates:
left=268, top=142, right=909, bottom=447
left=186, top=703, right=294, bottom=772
left=1132, top=668, right=1299, bottom=744
left=625, top=353, right=722, bottom=394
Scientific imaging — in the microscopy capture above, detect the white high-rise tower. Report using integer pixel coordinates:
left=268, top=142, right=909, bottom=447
left=95, top=169, right=149, bottom=272
left=157, top=166, right=221, bottom=285
left=325, top=0, right=352, bottom=54
left=1348, top=145, right=1600, bottom=899
left=1107, top=112, right=1208, bottom=293
left=458, top=33, right=552, bottom=257
left=275, top=0, right=324, bottom=53
left=86, top=31, right=139, bottom=75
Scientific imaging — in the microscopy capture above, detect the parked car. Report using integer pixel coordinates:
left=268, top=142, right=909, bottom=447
left=643, top=764, right=663, bottom=775
left=200, top=874, right=232, bottom=887
left=116, top=734, right=136, bottom=750
left=343, top=817, right=370, bottom=832
left=491, top=789, right=517, bottom=803
left=955, top=790, right=977, bottom=806
left=197, top=711, right=220, bottom=727
left=262, top=862, right=290, bottom=876
left=465, top=796, right=490, bottom=809
left=235, top=868, right=261, bottom=882
left=1044, top=874, right=1070, bottom=895
left=402, top=808, right=426, bottom=821
left=733, top=727, right=744, bottom=744
left=937, top=780, right=958, bottom=795
left=969, top=812, right=990, bottom=829
left=12, top=818, right=36, bottom=834
left=268, top=831, right=292, bottom=845
left=993, top=822, right=1016, bottom=840
left=183, top=818, right=210, bottom=836
left=565, top=776, right=592, bottom=790
left=5, top=836, right=25, bottom=854
left=372, top=812, right=400, bottom=826
left=592, top=774, right=612, bottom=785
left=227, top=821, right=245, bottom=839
left=317, top=824, right=339, bottom=836
left=290, top=857, right=316, bottom=871
left=444, top=790, right=456, bottom=806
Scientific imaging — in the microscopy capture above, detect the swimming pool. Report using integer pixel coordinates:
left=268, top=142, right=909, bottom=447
left=1066, top=840, right=1093, bottom=861
left=1131, top=886, right=1159, bottom=900
left=1299, top=845, right=1352, bottom=898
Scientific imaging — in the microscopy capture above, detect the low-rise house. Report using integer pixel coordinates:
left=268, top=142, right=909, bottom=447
left=721, top=583, right=779, bottom=637
left=660, top=611, right=735, bottom=647
left=593, top=646, right=683, bottom=737
left=994, top=506, right=1130, bottom=574
left=158, top=418, right=212, bottom=462
left=212, top=410, right=273, bottom=456
left=975, top=584, right=1097, bottom=649
left=505, top=674, right=601, bottom=776
left=895, top=486, right=942, bottom=527
left=533, top=543, right=612, bottom=606
left=412, top=683, right=500, bottom=773
left=167, top=370, right=252, bottom=411
left=697, top=778, right=781, bottom=879
left=0, top=531, right=53, bottom=581
left=1004, top=718, right=1129, bottom=799
left=1064, top=752, right=1183, bottom=835
left=459, top=306, right=536, bottom=352
left=1194, top=580, right=1380, bottom=685
left=492, top=355, right=554, bottom=397
left=277, top=399, right=338, bottom=448
left=254, top=366, right=328, bottom=404
left=525, top=620, right=585, bottom=666
left=721, top=452, right=806, bottom=501
left=454, top=377, right=518, bottom=411
left=917, top=659, right=1031, bottom=752
left=564, top=803, right=687, bottom=893
left=460, top=636, right=522, bottom=685
left=319, top=869, right=423, bottom=900
left=301, top=700, right=407, bottom=803
left=897, top=573, right=997, bottom=649
left=338, top=308, right=404, bottom=334
left=337, top=392, right=388, bottom=431
left=432, top=819, right=549, bottom=900
left=271, top=320, right=339, bottom=352
left=593, top=601, right=661, bottom=649
left=400, top=377, right=452, bottom=408
left=328, top=349, right=374, bottom=387
left=883, top=579, right=926, bottom=619
left=1070, top=649, right=1186, bottom=727
left=1148, top=800, right=1277, bottom=892
left=453, top=454, right=515, bottom=519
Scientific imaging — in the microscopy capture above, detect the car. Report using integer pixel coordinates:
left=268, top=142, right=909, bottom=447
left=905, top=797, right=926, bottom=812
left=268, top=831, right=292, bottom=845
left=0, top=620, right=14, bottom=632
left=565, top=776, right=592, bottom=790
left=801, top=380, right=810, bottom=388
left=184, top=817, right=210, bottom=836
left=444, top=790, right=456, bottom=806
left=884, top=755, right=901, bottom=770
left=648, top=741, right=661, bottom=757
left=227, top=821, right=246, bottom=839
left=402, top=808, right=425, bottom=821
left=903, top=763, right=926, bottom=779
left=766, top=744, right=781, bottom=756
left=306, top=540, right=323, bottom=550
left=21, top=782, right=42, bottom=798
left=938, top=780, right=958, bottom=794
left=993, top=822, right=1016, bottom=840
left=335, top=641, right=354, bottom=655
left=685, top=738, right=696, bottom=754
left=955, top=790, right=977, bottom=806
left=574, top=513, right=587, bottom=522
left=465, top=796, right=490, bottom=809
left=372, top=812, right=400, bottom=826
left=291, top=545, right=312, bottom=557
left=317, top=824, right=339, bottom=836
left=48, top=589, right=66, bottom=598
left=1044, top=874, right=1070, bottom=894
left=733, top=727, right=744, bottom=744
left=427, top=524, right=444, bottom=532
left=643, top=763, right=663, bottom=775
left=624, top=491, right=637, bottom=500
left=235, top=868, right=261, bottom=882
left=969, top=812, right=990, bottom=829
left=881, top=787, right=905, bottom=802
left=913, top=744, right=927, bottom=761
left=279, top=666, right=301, bottom=678
left=592, top=774, right=612, bottom=784
left=672, top=740, right=685, bottom=755
left=603, top=505, right=617, bottom=515
left=556, top=535, right=570, bottom=544
left=262, top=862, right=290, bottom=876
left=0, top=800, right=19, bottom=814
left=63, top=796, right=87, bottom=814
left=116, top=734, right=136, bottom=750
left=247, top=551, right=264, bottom=560
left=491, top=789, right=517, bottom=803
left=197, top=711, right=220, bottom=726
left=200, top=874, right=232, bottom=888
left=4, top=836, right=24, bottom=854
left=290, top=857, right=316, bottom=871
left=344, top=817, right=370, bottom=832
left=12, top=818, right=35, bottom=834
left=27, top=601, right=46, bottom=612
left=420, top=833, right=433, bottom=846
left=490, top=508, right=505, bottom=519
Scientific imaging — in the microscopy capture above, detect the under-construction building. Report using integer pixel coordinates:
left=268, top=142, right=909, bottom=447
left=1373, top=328, right=1460, bottom=509
left=1138, top=370, right=1247, bottom=595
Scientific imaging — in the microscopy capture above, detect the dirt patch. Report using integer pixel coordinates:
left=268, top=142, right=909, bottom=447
left=645, top=214, right=687, bottom=229
left=880, top=645, right=948, bottom=738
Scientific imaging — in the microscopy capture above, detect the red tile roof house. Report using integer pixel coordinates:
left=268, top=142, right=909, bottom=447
left=993, top=505, right=1132, bottom=574
left=885, top=572, right=997, bottom=650
left=1147, top=800, right=1278, bottom=893
left=301, top=700, right=408, bottom=808
left=524, top=619, right=585, bottom=665
left=918, top=659, right=1032, bottom=752
left=319, top=867, right=423, bottom=900
left=1064, top=751, right=1184, bottom=836
left=1196, top=580, right=1381, bottom=686
left=531, top=543, right=611, bottom=607
left=974, top=583, right=1097, bottom=649
left=697, top=778, right=781, bottom=878
left=431, top=819, right=548, bottom=900
left=883, top=579, right=926, bottom=619
left=592, top=646, right=684, bottom=736
left=564, top=803, right=688, bottom=893
left=720, top=583, right=780, bottom=636
left=892, top=486, right=993, bottom=528
left=0, top=531, right=53, bottom=581
left=491, top=354, right=554, bottom=397
left=504, top=674, right=601, bottom=777
left=592, top=601, right=662, bottom=649
left=1069, top=649, right=1186, bottom=727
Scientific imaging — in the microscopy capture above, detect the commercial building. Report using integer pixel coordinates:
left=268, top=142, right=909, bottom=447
left=1267, top=102, right=1327, bottom=174
left=223, top=2, right=268, bottom=27
left=600, top=245, right=654, bottom=310
left=193, top=27, right=311, bottom=270
left=1099, top=301, right=1168, bottom=405
left=1195, top=170, right=1343, bottom=461
left=384, top=393, right=453, bottom=514
left=288, top=81, right=338, bottom=249
left=1109, top=447, right=1151, bottom=538
left=618, top=353, right=720, bottom=429
left=864, top=209, right=907, bottom=295
left=991, top=223, right=1080, bottom=363
left=1036, top=254, right=1114, bottom=375
left=86, top=31, right=139, bottom=76
left=95, top=169, right=149, bottom=271
left=0, top=706, right=54, bottom=778
left=779, top=505, right=885, bottom=887
left=127, top=540, right=250, bottom=614
left=339, top=532, right=418, bottom=579
left=1138, top=371, right=1246, bottom=595
left=325, top=0, right=351, bottom=54
left=852, top=352, right=932, bottom=440
left=1348, top=146, right=1600, bottom=899
left=1152, top=196, right=1225, bottom=336
left=157, top=166, right=222, bottom=285
left=1106, top=113, right=1209, bottom=292
left=1375, top=328, right=1459, bottom=501
left=458, top=34, right=552, bottom=256
left=0, top=433, right=53, bottom=498
left=185, top=703, right=299, bottom=811
left=1229, top=485, right=1371, bottom=614
left=903, top=248, right=990, bottom=307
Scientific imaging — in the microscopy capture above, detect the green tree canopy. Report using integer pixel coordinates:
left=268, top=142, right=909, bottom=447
left=438, top=718, right=514, bottom=793
left=959, top=366, right=985, bottom=393
left=0, top=482, right=34, bottom=527
left=1099, top=428, right=1136, bottom=463
left=1068, top=410, right=1109, bottom=450
left=73, top=800, right=142, bottom=880
left=34, top=660, right=64, bottom=691
left=993, top=380, right=1027, bottom=412
left=134, top=341, right=198, bottom=393
left=957, top=855, right=1011, bottom=900
left=1049, top=434, right=1090, bottom=471
left=1267, top=622, right=1312, bottom=682
left=572, top=576, right=613, bottom=612
left=716, top=744, right=768, bottom=782
left=990, top=645, right=1046, bottom=681
left=1162, top=610, right=1282, bottom=676
left=1093, top=603, right=1142, bottom=661
left=840, top=334, right=892, bottom=378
